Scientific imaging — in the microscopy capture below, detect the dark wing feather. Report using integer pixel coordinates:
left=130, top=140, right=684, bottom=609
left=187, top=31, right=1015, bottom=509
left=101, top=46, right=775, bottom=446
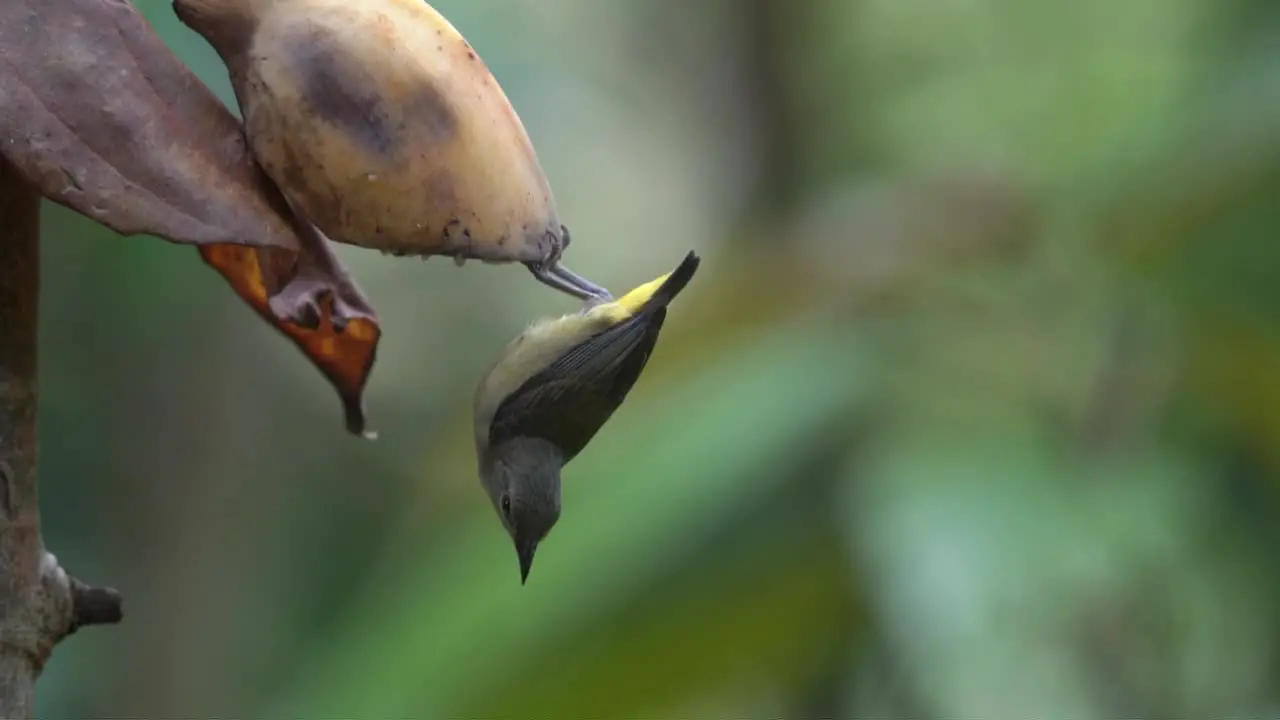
left=489, top=307, right=669, bottom=461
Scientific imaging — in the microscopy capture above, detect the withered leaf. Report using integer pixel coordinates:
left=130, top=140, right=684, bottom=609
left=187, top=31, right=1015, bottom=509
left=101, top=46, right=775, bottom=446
left=0, top=0, right=381, bottom=435
left=201, top=232, right=381, bottom=438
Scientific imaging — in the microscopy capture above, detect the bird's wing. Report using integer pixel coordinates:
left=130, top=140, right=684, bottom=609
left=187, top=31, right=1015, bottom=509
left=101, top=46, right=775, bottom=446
left=488, top=306, right=669, bottom=462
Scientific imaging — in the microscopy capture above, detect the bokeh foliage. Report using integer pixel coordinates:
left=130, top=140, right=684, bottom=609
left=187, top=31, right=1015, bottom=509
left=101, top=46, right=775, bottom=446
left=32, top=0, right=1280, bottom=716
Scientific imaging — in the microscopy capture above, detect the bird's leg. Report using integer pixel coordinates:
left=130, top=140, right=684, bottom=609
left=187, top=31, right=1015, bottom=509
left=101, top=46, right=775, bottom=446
left=528, top=262, right=594, bottom=300
left=526, top=225, right=613, bottom=302
left=526, top=261, right=613, bottom=302
left=552, top=263, right=612, bottom=301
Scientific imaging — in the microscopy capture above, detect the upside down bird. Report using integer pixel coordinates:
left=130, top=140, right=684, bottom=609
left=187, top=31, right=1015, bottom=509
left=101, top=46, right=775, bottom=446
left=472, top=251, right=702, bottom=583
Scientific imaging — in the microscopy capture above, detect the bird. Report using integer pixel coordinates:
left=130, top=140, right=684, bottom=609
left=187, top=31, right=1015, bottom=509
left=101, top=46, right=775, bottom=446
left=471, top=250, right=701, bottom=583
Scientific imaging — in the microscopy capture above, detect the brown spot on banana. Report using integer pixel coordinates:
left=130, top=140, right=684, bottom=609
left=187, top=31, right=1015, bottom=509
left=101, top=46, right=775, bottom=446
left=297, top=38, right=401, bottom=157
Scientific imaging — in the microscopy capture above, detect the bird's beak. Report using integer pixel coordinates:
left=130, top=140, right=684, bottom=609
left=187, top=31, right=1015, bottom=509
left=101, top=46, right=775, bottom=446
left=515, top=536, right=539, bottom=585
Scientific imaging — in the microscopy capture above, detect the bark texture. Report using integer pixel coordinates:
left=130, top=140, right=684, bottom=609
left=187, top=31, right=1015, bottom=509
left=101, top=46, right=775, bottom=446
left=0, top=158, right=122, bottom=718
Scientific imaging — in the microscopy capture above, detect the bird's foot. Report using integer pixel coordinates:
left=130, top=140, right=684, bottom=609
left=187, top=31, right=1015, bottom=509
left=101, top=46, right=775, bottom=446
left=527, top=261, right=612, bottom=302
left=527, top=226, right=611, bottom=301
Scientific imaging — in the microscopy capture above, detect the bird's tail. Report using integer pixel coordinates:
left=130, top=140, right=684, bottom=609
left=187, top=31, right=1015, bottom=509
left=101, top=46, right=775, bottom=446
left=613, top=251, right=701, bottom=318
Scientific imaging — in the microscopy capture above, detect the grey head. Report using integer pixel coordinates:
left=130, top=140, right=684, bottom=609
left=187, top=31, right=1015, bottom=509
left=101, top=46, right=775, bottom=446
left=479, top=436, right=565, bottom=584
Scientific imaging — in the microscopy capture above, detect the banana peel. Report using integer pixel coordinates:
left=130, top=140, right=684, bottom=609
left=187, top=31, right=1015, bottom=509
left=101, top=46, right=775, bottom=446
left=174, top=0, right=610, bottom=301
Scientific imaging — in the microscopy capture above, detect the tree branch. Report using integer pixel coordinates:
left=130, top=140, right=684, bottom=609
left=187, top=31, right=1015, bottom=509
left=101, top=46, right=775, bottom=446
left=0, top=157, right=122, bottom=718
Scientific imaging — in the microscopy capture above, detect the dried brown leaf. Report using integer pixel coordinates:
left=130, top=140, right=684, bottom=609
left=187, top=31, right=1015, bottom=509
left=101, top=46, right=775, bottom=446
left=200, top=231, right=381, bottom=437
left=0, top=0, right=381, bottom=435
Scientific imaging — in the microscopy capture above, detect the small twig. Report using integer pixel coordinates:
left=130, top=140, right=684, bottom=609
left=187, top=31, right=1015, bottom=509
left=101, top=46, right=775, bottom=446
left=67, top=578, right=125, bottom=635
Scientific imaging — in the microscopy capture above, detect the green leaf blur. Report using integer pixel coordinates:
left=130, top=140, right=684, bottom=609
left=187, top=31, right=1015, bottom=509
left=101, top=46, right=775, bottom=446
left=32, top=0, right=1280, bottom=716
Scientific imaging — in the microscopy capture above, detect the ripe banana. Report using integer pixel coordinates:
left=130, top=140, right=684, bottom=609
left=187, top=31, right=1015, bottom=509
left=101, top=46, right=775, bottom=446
left=173, top=0, right=609, bottom=301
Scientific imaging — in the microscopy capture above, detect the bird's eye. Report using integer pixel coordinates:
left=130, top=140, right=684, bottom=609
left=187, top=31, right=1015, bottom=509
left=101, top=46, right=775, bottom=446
left=500, top=493, right=511, bottom=517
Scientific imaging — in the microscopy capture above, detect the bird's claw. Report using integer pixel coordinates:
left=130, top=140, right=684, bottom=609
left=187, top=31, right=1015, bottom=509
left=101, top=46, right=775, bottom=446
left=527, top=261, right=612, bottom=302
left=526, top=225, right=612, bottom=302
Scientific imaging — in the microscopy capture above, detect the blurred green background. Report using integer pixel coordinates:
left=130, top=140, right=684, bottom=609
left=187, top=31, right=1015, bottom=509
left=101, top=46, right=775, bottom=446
left=32, top=0, right=1280, bottom=716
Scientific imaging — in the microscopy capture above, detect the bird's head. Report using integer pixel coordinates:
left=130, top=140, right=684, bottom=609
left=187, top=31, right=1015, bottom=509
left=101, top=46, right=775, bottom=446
left=480, top=437, right=564, bottom=584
